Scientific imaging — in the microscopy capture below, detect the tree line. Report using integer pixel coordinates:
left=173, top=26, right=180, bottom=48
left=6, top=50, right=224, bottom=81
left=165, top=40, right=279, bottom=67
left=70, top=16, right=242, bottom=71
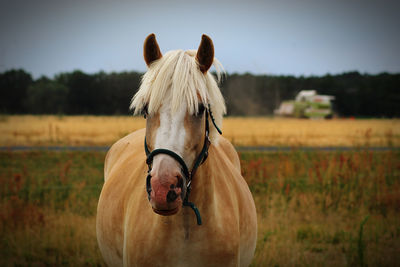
left=0, top=69, right=398, bottom=117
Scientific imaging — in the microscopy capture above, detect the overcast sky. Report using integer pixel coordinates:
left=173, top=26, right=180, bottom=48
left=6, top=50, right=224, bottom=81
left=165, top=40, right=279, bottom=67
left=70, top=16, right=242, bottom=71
left=1, top=0, right=399, bottom=78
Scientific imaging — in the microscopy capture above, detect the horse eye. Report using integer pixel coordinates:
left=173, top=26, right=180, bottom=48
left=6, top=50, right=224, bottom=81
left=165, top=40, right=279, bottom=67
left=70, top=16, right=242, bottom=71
left=196, top=104, right=205, bottom=116
left=141, top=105, right=148, bottom=118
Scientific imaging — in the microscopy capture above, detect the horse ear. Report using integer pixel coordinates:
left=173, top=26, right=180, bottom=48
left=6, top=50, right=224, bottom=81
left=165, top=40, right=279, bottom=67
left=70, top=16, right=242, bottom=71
left=143, top=33, right=162, bottom=67
left=196, top=34, right=214, bottom=73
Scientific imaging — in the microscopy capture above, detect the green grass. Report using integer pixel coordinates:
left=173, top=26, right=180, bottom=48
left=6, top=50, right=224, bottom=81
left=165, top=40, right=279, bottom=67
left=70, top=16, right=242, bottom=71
left=0, top=150, right=399, bottom=266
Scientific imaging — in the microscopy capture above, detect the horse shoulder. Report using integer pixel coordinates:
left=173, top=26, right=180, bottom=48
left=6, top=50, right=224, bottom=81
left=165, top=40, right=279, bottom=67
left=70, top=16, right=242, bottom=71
left=104, top=128, right=146, bottom=182
left=97, top=128, right=147, bottom=266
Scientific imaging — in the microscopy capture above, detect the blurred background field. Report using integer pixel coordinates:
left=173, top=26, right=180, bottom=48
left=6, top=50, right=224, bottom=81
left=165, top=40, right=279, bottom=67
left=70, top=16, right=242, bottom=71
left=1, top=150, right=399, bottom=266
left=1, top=115, right=399, bottom=147
left=1, top=115, right=399, bottom=267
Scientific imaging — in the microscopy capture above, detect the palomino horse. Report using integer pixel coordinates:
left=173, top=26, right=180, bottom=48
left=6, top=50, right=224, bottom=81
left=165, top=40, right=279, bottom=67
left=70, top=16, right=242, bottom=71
left=96, top=34, right=257, bottom=266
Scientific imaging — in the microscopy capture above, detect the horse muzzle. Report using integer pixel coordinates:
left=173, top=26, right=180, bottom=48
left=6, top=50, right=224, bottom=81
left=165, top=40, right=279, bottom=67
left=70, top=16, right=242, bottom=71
left=146, top=173, right=186, bottom=216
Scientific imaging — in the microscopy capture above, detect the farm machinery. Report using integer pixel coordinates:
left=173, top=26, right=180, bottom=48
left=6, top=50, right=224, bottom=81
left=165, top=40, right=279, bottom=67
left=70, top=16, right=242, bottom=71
left=274, top=90, right=335, bottom=119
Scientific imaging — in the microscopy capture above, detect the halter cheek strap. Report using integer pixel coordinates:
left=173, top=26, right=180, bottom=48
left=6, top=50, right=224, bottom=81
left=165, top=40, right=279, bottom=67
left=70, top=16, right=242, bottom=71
left=144, top=109, right=219, bottom=226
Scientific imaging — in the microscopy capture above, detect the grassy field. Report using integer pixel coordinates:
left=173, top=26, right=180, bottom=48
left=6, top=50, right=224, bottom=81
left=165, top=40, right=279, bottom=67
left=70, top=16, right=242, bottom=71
left=1, top=150, right=399, bottom=266
left=1, top=115, right=399, bottom=147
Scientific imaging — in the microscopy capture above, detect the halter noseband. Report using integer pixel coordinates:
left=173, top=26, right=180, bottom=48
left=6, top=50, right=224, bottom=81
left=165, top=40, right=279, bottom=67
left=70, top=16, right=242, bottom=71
left=144, top=106, right=221, bottom=225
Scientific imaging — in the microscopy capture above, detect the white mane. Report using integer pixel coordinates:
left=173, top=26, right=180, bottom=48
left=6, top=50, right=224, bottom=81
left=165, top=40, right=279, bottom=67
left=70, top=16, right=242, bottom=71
left=130, top=50, right=226, bottom=143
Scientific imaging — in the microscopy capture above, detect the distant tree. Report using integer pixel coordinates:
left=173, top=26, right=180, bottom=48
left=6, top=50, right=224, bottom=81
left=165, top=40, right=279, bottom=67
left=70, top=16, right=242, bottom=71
left=0, top=68, right=398, bottom=117
left=24, top=77, right=69, bottom=114
left=56, top=70, right=97, bottom=114
left=101, top=71, right=142, bottom=115
left=0, top=69, right=33, bottom=113
left=55, top=70, right=142, bottom=115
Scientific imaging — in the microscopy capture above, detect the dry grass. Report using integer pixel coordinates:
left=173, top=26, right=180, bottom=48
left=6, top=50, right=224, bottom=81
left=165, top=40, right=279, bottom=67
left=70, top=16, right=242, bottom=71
left=1, top=115, right=399, bottom=147
left=224, top=117, right=399, bottom=147
left=0, top=115, right=144, bottom=146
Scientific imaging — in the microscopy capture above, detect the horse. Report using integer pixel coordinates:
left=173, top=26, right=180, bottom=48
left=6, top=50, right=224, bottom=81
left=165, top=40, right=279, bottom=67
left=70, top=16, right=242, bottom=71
left=96, top=33, right=257, bottom=267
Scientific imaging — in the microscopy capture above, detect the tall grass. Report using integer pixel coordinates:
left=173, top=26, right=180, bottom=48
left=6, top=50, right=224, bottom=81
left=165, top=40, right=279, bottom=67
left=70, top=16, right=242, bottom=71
left=241, top=150, right=400, bottom=266
left=0, top=150, right=399, bottom=266
left=0, top=151, right=106, bottom=266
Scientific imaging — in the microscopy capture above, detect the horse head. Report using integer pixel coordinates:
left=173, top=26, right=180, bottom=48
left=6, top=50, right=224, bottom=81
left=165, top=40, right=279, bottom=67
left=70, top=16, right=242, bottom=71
left=130, top=34, right=225, bottom=218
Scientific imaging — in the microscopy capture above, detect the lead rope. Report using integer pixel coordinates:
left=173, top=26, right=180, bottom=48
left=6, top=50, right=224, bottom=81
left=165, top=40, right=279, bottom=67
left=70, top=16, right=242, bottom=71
left=183, top=200, right=202, bottom=225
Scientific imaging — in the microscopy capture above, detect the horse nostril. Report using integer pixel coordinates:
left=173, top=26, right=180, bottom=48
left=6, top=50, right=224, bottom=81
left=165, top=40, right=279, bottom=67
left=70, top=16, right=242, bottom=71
left=170, top=184, right=175, bottom=189
left=176, top=177, right=183, bottom=189
left=166, top=190, right=178, bottom=203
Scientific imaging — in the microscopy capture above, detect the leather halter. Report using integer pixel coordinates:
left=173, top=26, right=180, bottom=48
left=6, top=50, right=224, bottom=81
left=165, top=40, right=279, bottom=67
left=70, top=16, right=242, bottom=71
left=144, top=106, right=221, bottom=225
